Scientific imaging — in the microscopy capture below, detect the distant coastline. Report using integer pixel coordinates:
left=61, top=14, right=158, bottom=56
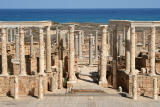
left=0, top=8, right=160, bottom=23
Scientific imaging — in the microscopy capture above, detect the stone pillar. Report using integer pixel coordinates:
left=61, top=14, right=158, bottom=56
left=112, top=26, right=117, bottom=89
left=6, top=28, right=8, bottom=43
left=58, top=60, right=63, bottom=89
left=125, top=27, right=130, bottom=72
left=118, top=34, right=123, bottom=56
left=74, top=35, right=78, bottom=56
left=30, top=29, right=34, bottom=57
left=67, top=32, right=70, bottom=49
left=10, top=29, right=13, bottom=42
left=62, top=32, right=66, bottom=49
left=1, top=28, right=8, bottom=76
left=89, top=34, right=93, bottom=66
left=132, top=75, right=137, bottom=100
left=38, top=75, right=43, bottom=99
left=81, top=31, right=84, bottom=44
left=19, top=27, right=26, bottom=76
left=56, top=26, right=59, bottom=44
left=14, top=75, right=18, bottom=99
left=46, top=26, right=51, bottom=73
left=95, top=30, right=98, bottom=58
left=130, top=27, right=136, bottom=75
left=15, top=29, right=19, bottom=59
left=110, top=32, right=113, bottom=56
left=153, top=76, right=158, bottom=100
left=99, top=25, right=108, bottom=88
left=78, top=31, right=82, bottom=58
left=150, top=27, right=156, bottom=76
left=39, top=27, right=45, bottom=75
left=142, top=30, right=146, bottom=48
left=67, top=25, right=76, bottom=88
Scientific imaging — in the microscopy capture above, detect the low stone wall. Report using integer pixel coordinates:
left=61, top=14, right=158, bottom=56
left=0, top=75, right=48, bottom=97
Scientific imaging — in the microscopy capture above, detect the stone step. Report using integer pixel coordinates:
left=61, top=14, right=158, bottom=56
left=71, top=89, right=105, bottom=93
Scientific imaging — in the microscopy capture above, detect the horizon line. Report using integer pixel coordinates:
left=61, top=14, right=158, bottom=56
left=0, top=8, right=160, bottom=9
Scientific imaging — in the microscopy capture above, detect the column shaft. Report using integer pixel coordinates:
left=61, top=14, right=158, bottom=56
left=89, top=35, right=93, bottom=66
left=78, top=31, right=82, bottom=58
left=1, top=28, right=8, bottom=75
left=125, top=27, right=130, bottom=72
left=19, top=27, right=26, bottom=76
left=46, top=26, right=51, bottom=72
left=153, top=76, right=158, bottom=100
left=150, top=27, right=156, bottom=76
left=132, top=75, right=137, bottom=100
left=39, top=27, right=45, bottom=75
left=38, top=75, right=43, bottom=99
left=95, top=30, right=98, bottom=58
left=130, top=27, right=136, bottom=75
left=14, top=76, right=18, bottom=99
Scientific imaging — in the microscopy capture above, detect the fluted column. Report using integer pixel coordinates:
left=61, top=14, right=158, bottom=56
left=130, top=27, right=136, bottom=75
left=95, top=30, right=98, bottom=58
left=67, top=25, right=76, bottom=88
left=78, top=31, right=82, bottom=58
left=30, top=29, right=34, bottom=58
left=39, top=27, right=45, bottom=75
left=89, top=34, right=93, bottom=66
left=125, top=27, right=130, bottom=72
left=19, top=27, right=26, bottom=76
left=46, top=26, right=51, bottom=72
left=150, top=27, right=156, bottom=76
left=1, top=28, right=8, bottom=76
left=99, top=25, right=108, bottom=88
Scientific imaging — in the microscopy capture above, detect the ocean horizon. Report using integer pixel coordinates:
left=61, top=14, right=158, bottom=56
left=0, top=8, right=160, bottom=23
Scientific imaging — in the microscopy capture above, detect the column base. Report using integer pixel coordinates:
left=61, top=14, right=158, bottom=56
left=99, top=81, right=108, bottom=88
left=0, top=73, right=9, bottom=76
left=67, top=80, right=76, bottom=88
left=19, top=73, right=27, bottom=76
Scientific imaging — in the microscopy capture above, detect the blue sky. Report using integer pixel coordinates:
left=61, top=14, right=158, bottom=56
left=0, top=0, right=160, bottom=9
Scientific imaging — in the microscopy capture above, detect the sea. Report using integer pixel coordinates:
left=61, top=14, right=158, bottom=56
left=0, top=8, right=160, bottom=23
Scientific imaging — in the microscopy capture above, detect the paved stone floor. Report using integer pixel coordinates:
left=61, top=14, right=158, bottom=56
left=0, top=95, right=160, bottom=107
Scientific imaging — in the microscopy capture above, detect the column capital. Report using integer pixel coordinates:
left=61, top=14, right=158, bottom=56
left=69, top=25, right=75, bottom=32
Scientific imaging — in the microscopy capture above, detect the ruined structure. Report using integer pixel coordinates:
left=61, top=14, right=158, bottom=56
left=0, top=20, right=159, bottom=100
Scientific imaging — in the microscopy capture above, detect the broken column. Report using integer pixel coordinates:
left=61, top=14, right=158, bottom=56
left=125, top=26, right=130, bottom=72
left=132, top=75, right=137, bottom=100
left=14, top=75, right=18, bottom=99
left=153, top=76, right=158, bottom=100
left=46, top=26, right=51, bottom=73
left=58, top=60, right=63, bottom=89
left=38, top=75, right=43, bottom=99
left=67, top=25, right=77, bottom=88
left=99, top=25, right=108, bottom=88
left=89, top=34, right=93, bottom=66
left=39, top=27, right=45, bottom=75
left=19, top=27, right=26, bottom=76
left=150, top=27, right=156, bottom=76
left=1, top=28, right=8, bottom=76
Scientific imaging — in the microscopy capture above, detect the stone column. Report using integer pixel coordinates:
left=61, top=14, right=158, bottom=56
left=78, top=31, right=82, bottom=58
left=14, top=75, right=18, bottom=99
left=132, top=75, right=137, bottom=100
left=74, top=35, right=78, bottom=56
left=150, top=27, right=156, bottom=76
left=10, top=29, right=13, bottom=42
left=62, top=32, right=66, bottom=49
left=58, top=60, right=63, bottom=89
left=95, top=30, right=98, bottom=58
left=99, top=25, right=108, bottom=88
left=142, top=30, right=146, bottom=48
left=46, top=26, right=51, bottom=73
left=56, top=26, right=59, bottom=44
left=6, top=28, right=8, bottom=43
left=125, top=27, right=130, bottom=72
left=153, top=76, right=158, bottom=100
left=81, top=31, right=84, bottom=44
left=30, top=29, right=34, bottom=58
left=39, top=27, right=45, bottom=75
left=67, top=25, right=76, bottom=88
left=110, top=32, right=113, bottom=56
left=130, top=27, right=136, bottom=75
left=1, top=28, right=8, bottom=76
left=38, top=75, right=43, bottom=99
left=89, top=34, right=93, bottom=66
left=118, top=34, right=123, bottom=56
left=15, top=28, right=19, bottom=59
left=112, top=26, right=117, bottom=89
left=19, top=27, right=26, bottom=76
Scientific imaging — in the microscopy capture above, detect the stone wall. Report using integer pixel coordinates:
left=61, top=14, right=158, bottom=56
left=0, top=75, right=48, bottom=97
